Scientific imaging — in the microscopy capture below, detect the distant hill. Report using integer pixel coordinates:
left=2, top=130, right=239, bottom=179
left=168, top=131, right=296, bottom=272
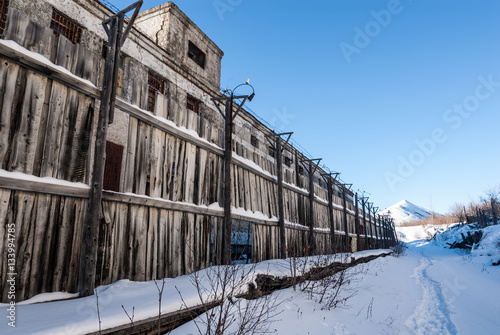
left=379, top=200, right=442, bottom=226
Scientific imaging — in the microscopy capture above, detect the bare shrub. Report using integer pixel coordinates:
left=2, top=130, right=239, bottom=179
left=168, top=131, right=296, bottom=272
left=176, top=263, right=282, bottom=335
left=298, top=253, right=361, bottom=310
left=391, top=241, right=406, bottom=257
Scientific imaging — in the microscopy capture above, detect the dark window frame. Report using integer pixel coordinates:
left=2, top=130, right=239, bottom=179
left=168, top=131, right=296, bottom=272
left=0, top=0, right=9, bottom=37
left=268, top=146, right=275, bottom=157
left=250, top=135, right=258, bottom=148
left=188, top=40, right=206, bottom=69
left=187, top=94, right=200, bottom=114
left=148, top=71, right=166, bottom=112
left=50, top=8, right=83, bottom=44
left=284, top=156, right=293, bottom=167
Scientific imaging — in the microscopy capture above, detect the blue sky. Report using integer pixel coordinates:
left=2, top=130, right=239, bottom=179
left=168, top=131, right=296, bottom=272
left=132, top=0, right=500, bottom=214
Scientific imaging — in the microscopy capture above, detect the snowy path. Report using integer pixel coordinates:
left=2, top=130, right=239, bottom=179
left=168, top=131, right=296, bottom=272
left=404, top=257, right=457, bottom=334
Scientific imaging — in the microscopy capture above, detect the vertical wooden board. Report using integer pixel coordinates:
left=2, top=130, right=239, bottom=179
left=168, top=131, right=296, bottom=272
left=126, top=205, right=137, bottom=279
left=147, top=207, right=159, bottom=280
left=157, top=209, right=168, bottom=278
left=52, top=197, right=73, bottom=293
left=14, top=192, right=36, bottom=301
left=263, top=179, right=271, bottom=217
left=184, top=213, right=195, bottom=273
left=170, top=211, right=183, bottom=277
left=166, top=82, right=179, bottom=125
left=62, top=197, right=85, bottom=293
left=37, top=195, right=60, bottom=295
left=172, top=138, right=186, bottom=202
left=20, top=193, right=47, bottom=297
left=8, top=71, right=47, bottom=174
left=135, top=122, right=152, bottom=195
left=0, top=189, right=11, bottom=301
left=99, top=200, right=114, bottom=285
left=113, top=202, right=129, bottom=282
left=183, top=142, right=197, bottom=203
left=150, top=128, right=166, bottom=198
left=55, top=38, right=78, bottom=76
left=231, top=166, right=239, bottom=208
left=165, top=210, right=174, bottom=276
left=197, top=149, right=208, bottom=205
left=54, top=38, right=98, bottom=84
left=0, top=62, right=21, bottom=168
left=269, top=182, right=278, bottom=218
left=243, top=170, right=251, bottom=210
left=40, top=82, right=68, bottom=177
left=163, top=133, right=177, bottom=200
left=251, top=224, right=258, bottom=263
left=186, top=110, right=199, bottom=133
left=206, top=153, right=216, bottom=204
left=209, top=124, right=218, bottom=146
left=0, top=190, right=12, bottom=298
left=154, top=92, right=169, bottom=119
left=56, top=90, right=93, bottom=182
left=177, top=101, right=186, bottom=129
left=249, top=173, right=259, bottom=214
left=131, top=205, right=147, bottom=281
left=124, top=117, right=139, bottom=192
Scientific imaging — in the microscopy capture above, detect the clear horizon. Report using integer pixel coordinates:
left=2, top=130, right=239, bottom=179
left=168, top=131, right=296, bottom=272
left=136, top=0, right=500, bottom=214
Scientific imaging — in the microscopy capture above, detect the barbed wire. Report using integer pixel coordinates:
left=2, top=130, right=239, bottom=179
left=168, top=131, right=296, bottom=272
left=98, top=0, right=121, bottom=13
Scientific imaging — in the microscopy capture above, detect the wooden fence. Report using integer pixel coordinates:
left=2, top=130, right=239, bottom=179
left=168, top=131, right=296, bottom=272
left=0, top=8, right=396, bottom=302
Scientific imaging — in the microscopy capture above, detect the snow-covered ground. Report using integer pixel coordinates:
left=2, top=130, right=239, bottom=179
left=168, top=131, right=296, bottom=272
left=174, top=225, right=500, bottom=334
left=2, top=225, right=499, bottom=334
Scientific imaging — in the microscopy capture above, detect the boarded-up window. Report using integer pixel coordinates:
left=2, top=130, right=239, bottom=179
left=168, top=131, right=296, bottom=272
left=103, top=141, right=123, bottom=192
left=250, top=135, right=258, bottom=148
left=0, top=0, right=9, bottom=37
left=148, top=71, right=165, bottom=112
left=188, top=41, right=205, bottom=69
left=187, top=95, right=200, bottom=114
left=50, top=9, right=83, bottom=44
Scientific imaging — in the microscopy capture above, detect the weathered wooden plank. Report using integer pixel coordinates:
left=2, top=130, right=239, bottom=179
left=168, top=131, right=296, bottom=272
left=0, top=189, right=12, bottom=298
left=150, top=128, right=166, bottom=198
left=157, top=209, right=168, bottom=278
left=15, top=192, right=36, bottom=301
left=173, top=138, right=185, bottom=202
left=197, top=148, right=208, bottom=205
left=4, top=8, right=57, bottom=60
left=55, top=36, right=98, bottom=84
left=40, top=81, right=68, bottom=177
left=146, top=207, right=159, bottom=280
left=8, top=71, right=47, bottom=174
left=163, top=133, right=176, bottom=200
left=123, top=117, right=138, bottom=193
left=154, top=92, right=168, bottom=119
left=183, top=142, right=197, bottom=203
left=0, top=175, right=90, bottom=198
left=171, top=211, right=183, bottom=277
left=0, top=61, right=21, bottom=168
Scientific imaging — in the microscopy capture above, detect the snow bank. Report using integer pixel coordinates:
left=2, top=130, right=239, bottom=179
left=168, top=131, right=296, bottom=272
left=0, top=250, right=389, bottom=334
left=470, top=224, right=500, bottom=265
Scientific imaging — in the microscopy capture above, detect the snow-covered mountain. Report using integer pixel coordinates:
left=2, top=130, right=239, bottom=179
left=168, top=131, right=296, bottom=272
left=379, top=200, right=442, bottom=226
